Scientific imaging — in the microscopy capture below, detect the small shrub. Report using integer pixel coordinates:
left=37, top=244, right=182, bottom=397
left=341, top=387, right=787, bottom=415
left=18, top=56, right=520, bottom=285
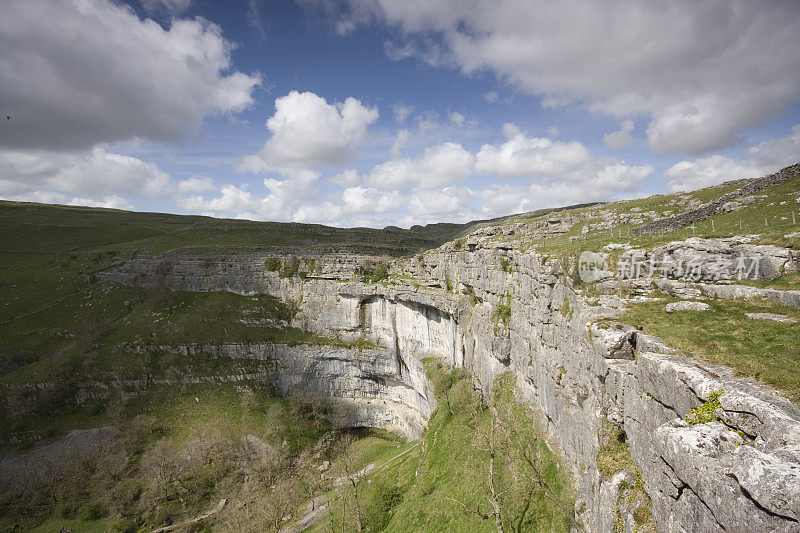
left=500, top=257, right=512, bottom=272
left=359, top=259, right=390, bottom=283
left=264, top=257, right=281, bottom=271
left=597, top=429, right=632, bottom=479
left=279, top=256, right=301, bottom=278
left=491, top=293, right=512, bottom=331
left=364, top=478, right=403, bottom=531
left=466, top=287, right=482, bottom=306
left=559, top=296, right=574, bottom=320
left=78, top=501, right=108, bottom=521
left=111, top=517, right=139, bottom=533
left=684, top=390, right=723, bottom=424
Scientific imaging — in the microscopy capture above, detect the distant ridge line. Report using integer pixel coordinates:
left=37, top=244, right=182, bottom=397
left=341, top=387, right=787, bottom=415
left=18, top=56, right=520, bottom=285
left=632, top=162, right=800, bottom=235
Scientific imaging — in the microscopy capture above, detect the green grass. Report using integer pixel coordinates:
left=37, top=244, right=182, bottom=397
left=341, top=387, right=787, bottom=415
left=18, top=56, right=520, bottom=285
left=0, top=381, right=333, bottom=532
left=507, top=173, right=800, bottom=260
left=0, top=200, right=481, bottom=256
left=596, top=427, right=654, bottom=532
left=619, top=297, right=800, bottom=402
left=309, top=363, right=576, bottom=533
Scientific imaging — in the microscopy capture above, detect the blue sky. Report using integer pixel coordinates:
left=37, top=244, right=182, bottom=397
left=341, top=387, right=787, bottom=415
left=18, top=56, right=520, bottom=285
left=1, top=0, right=799, bottom=227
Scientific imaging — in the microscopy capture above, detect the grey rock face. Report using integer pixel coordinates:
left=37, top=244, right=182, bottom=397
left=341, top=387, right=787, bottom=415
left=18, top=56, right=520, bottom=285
left=620, top=237, right=799, bottom=282
left=104, top=239, right=800, bottom=532
left=0, top=427, right=121, bottom=492
left=665, top=301, right=711, bottom=313
left=745, top=312, right=798, bottom=323
left=655, top=277, right=800, bottom=308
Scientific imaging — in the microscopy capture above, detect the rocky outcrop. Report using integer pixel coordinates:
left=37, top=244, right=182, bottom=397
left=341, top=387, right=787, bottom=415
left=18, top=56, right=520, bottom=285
left=4, top=344, right=434, bottom=441
left=0, top=427, right=121, bottom=492
left=606, top=336, right=800, bottom=532
left=634, top=162, right=800, bottom=235
left=103, top=235, right=800, bottom=531
left=619, top=236, right=799, bottom=282
left=655, top=277, right=800, bottom=308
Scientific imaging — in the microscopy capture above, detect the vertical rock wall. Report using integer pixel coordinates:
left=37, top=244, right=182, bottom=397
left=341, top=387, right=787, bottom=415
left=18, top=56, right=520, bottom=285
left=103, top=247, right=800, bottom=532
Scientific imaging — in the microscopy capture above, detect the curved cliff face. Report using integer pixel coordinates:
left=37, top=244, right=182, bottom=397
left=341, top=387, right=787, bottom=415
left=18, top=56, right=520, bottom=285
left=104, top=245, right=800, bottom=532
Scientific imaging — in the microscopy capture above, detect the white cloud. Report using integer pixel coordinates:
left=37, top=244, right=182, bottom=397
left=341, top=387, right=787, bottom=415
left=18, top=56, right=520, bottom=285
left=747, top=124, right=800, bottom=168
left=240, top=91, right=378, bottom=173
left=367, top=142, right=474, bottom=188
left=475, top=123, right=590, bottom=179
left=663, top=124, right=800, bottom=192
left=330, top=0, right=800, bottom=155
left=475, top=124, right=653, bottom=202
left=476, top=184, right=531, bottom=217
left=0, top=189, right=135, bottom=211
left=449, top=112, right=466, bottom=127
left=0, top=147, right=170, bottom=200
left=0, top=0, right=260, bottom=150
left=484, top=91, right=499, bottom=103
left=662, top=156, right=761, bottom=193
left=293, top=186, right=400, bottom=225
left=407, top=186, right=473, bottom=218
left=246, top=0, right=267, bottom=40
left=140, top=0, right=192, bottom=15
left=604, top=120, right=635, bottom=149
left=393, top=103, right=414, bottom=124
left=390, top=129, right=412, bottom=159
left=176, top=171, right=320, bottom=221
left=178, top=176, right=216, bottom=193
left=68, top=195, right=134, bottom=211
left=329, top=169, right=361, bottom=187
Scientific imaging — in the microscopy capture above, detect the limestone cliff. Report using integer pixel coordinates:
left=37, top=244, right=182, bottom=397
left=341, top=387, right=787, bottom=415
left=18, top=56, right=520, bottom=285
left=103, top=233, right=800, bottom=532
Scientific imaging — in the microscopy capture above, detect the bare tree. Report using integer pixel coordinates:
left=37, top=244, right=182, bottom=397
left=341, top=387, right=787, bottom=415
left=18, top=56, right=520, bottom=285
left=447, top=385, right=507, bottom=533
left=449, top=375, right=583, bottom=533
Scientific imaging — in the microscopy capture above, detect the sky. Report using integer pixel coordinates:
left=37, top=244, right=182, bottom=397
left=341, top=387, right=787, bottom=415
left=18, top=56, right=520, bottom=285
left=1, top=0, right=799, bottom=228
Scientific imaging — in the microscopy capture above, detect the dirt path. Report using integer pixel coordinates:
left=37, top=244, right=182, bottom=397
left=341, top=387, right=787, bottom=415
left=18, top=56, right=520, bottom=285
left=279, top=441, right=421, bottom=533
left=150, top=498, right=227, bottom=533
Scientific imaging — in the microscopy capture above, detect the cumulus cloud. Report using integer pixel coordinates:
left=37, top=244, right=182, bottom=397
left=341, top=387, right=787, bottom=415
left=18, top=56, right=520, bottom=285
left=367, top=142, right=474, bottom=188
left=407, top=186, right=473, bottom=218
left=326, top=0, right=800, bottom=155
left=663, top=124, right=800, bottom=192
left=0, top=147, right=170, bottom=201
left=449, top=112, right=466, bottom=127
left=68, top=195, right=134, bottom=211
left=240, top=91, right=378, bottom=173
left=329, top=169, right=361, bottom=187
left=293, top=186, right=400, bottom=225
left=604, top=120, right=636, bottom=149
left=484, top=91, right=499, bottom=103
left=476, top=123, right=590, bottom=179
left=390, top=129, right=411, bottom=159
left=475, top=123, right=653, bottom=201
left=178, top=176, right=216, bottom=193
left=0, top=0, right=260, bottom=151
left=176, top=170, right=320, bottom=221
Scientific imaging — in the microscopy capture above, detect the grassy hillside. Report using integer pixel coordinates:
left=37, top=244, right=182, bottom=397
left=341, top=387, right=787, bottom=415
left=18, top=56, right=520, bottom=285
left=300, top=363, right=578, bottom=533
left=0, top=167, right=798, bottom=531
left=0, top=200, right=483, bottom=256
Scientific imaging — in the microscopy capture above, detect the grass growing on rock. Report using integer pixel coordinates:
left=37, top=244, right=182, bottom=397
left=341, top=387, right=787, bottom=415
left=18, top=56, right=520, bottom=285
left=307, top=362, right=576, bottom=533
left=596, top=427, right=654, bottom=533
left=619, top=297, right=800, bottom=402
